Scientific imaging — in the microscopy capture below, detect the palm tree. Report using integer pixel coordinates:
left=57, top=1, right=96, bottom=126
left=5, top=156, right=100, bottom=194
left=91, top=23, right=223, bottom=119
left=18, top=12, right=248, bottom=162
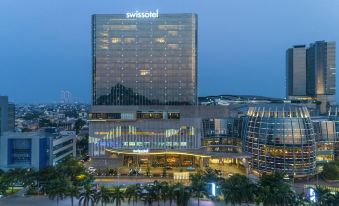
left=256, top=173, right=295, bottom=206
left=95, top=186, right=111, bottom=206
left=78, top=185, right=96, bottom=206
left=314, top=185, right=333, bottom=206
left=293, top=192, right=310, bottom=206
left=221, top=174, right=256, bottom=206
left=331, top=192, right=339, bottom=205
left=125, top=184, right=141, bottom=206
left=174, top=183, right=191, bottom=206
left=190, top=172, right=207, bottom=206
left=45, top=178, right=67, bottom=206
left=66, top=183, right=80, bottom=206
left=167, top=184, right=176, bottom=206
left=111, top=186, right=125, bottom=206
left=153, top=181, right=162, bottom=206
left=160, top=182, right=169, bottom=205
left=141, top=184, right=156, bottom=206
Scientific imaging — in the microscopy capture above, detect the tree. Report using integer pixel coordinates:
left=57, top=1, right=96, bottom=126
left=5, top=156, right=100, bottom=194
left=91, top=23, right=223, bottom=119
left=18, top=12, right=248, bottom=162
left=74, top=118, right=86, bottom=134
left=294, top=192, right=310, bottom=206
left=77, top=136, right=89, bottom=157
left=256, top=173, right=295, bottom=206
left=141, top=185, right=155, bottom=206
left=174, top=183, right=191, bottom=206
left=190, top=172, right=208, bottom=206
left=95, top=186, right=111, bottom=206
left=3, top=168, right=27, bottom=193
left=45, top=178, right=67, bottom=206
left=160, top=182, right=169, bottom=205
left=322, top=161, right=339, bottom=180
left=222, top=174, right=256, bottom=206
left=66, top=182, right=79, bottom=206
left=167, top=184, right=177, bottom=206
left=56, top=158, right=93, bottom=186
left=0, top=175, right=7, bottom=196
left=314, top=185, right=335, bottom=206
left=111, top=186, right=125, bottom=206
left=153, top=181, right=162, bottom=206
left=78, top=185, right=96, bottom=206
left=125, top=184, right=141, bottom=206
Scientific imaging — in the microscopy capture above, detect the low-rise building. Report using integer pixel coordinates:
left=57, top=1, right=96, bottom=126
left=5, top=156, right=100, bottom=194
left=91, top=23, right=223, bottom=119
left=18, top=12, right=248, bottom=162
left=0, top=128, right=76, bottom=171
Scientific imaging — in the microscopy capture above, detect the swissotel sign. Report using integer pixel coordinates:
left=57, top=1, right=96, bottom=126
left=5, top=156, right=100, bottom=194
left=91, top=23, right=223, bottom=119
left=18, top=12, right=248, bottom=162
left=126, top=9, right=159, bottom=18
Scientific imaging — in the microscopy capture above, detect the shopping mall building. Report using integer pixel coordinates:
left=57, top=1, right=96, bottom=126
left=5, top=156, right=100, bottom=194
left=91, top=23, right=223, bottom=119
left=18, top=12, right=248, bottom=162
left=89, top=11, right=338, bottom=178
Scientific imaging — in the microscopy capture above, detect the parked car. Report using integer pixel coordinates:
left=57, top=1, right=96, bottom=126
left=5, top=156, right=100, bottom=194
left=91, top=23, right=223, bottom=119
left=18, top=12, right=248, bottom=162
left=88, top=166, right=96, bottom=172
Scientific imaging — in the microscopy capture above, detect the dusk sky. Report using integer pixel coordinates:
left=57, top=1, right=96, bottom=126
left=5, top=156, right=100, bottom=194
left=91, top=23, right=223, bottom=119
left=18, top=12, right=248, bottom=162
left=1, top=0, right=339, bottom=103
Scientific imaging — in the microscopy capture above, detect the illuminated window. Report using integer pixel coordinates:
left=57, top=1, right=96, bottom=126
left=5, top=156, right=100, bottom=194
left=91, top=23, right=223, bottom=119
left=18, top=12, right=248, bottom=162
left=158, top=25, right=183, bottom=30
left=111, top=38, right=121, bottom=44
left=105, top=25, right=137, bottom=30
left=155, top=37, right=166, bottom=43
left=168, top=31, right=178, bottom=36
left=168, top=44, right=178, bottom=49
left=140, top=69, right=150, bottom=76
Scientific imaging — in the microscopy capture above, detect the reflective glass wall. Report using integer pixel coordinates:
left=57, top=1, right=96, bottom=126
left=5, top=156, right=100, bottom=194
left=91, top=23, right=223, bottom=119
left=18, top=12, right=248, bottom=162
left=92, top=13, right=197, bottom=105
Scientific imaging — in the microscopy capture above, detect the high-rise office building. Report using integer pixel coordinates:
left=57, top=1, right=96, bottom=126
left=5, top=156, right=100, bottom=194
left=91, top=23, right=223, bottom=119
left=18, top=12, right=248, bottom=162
left=92, top=12, right=197, bottom=106
left=0, top=96, right=15, bottom=135
left=286, top=41, right=336, bottom=114
left=286, top=45, right=307, bottom=97
left=306, top=41, right=336, bottom=114
left=89, top=12, right=200, bottom=156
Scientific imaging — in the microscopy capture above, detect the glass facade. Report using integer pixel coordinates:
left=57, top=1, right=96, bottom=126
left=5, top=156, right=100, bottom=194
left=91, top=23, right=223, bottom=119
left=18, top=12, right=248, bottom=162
left=243, top=105, right=316, bottom=177
left=89, top=119, right=200, bottom=156
left=92, top=13, right=197, bottom=106
left=8, top=139, right=32, bottom=165
left=202, top=118, right=242, bottom=153
left=286, top=45, right=307, bottom=97
left=306, top=41, right=336, bottom=96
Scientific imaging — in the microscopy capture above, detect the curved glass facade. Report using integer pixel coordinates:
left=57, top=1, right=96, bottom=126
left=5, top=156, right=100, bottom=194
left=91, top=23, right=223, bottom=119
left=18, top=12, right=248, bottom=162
left=243, top=105, right=316, bottom=177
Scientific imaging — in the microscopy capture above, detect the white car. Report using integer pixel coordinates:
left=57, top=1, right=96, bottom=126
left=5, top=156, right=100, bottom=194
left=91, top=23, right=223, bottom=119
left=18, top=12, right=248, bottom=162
left=88, top=166, right=96, bottom=172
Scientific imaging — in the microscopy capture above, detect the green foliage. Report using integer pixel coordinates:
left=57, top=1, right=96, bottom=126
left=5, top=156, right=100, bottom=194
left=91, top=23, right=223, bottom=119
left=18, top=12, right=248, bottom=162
left=78, top=184, right=96, bottom=206
left=74, top=118, right=86, bottom=134
left=221, top=174, right=256, bottom=205
left=111, top=186, right=125, bottom=206
left=95, top=186, right=111, bottom=206
left=77, top=137, right=89, bottom=157
left=322, top=161, right=339, bottom=180
left=45, top=178, right=67, bottom=206
left=39, top=118, right=57, bottom=128
left=173, top=183, right=191, bottom=206
left=125, top=184, right=141, bottom=206
left=256, top=173, right=295, bottom=206
left=190, top=172, right=208, bottom=206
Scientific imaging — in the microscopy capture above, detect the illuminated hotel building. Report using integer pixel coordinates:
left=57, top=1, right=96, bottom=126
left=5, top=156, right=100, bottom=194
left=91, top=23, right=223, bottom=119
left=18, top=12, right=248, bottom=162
left=89, top=12, right=201, bottom=156
left=92, top=13, right=197, bottom=106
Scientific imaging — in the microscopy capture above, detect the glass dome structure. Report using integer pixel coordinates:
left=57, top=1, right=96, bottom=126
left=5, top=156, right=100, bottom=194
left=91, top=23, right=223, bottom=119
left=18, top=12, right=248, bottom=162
left=243, top=104, right=316, bottom=177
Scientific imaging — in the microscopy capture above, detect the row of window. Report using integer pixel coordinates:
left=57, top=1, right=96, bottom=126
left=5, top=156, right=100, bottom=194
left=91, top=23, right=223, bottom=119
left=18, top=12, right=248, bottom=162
left=90, top=112, right=181, bottom=120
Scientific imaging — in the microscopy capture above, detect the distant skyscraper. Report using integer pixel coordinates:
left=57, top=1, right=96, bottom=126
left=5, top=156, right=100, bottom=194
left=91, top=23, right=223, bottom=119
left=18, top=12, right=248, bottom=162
left=60, top=90, right=73, bottom=104
left=286, top=45, right=307, bottom=97
left=286, top=41, right=336, bottom=114
left=92, top=13, right=197, bottom=106
left=307, top=41, right=336, bottom=113
left=0, top=96, right=15, bottom=134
